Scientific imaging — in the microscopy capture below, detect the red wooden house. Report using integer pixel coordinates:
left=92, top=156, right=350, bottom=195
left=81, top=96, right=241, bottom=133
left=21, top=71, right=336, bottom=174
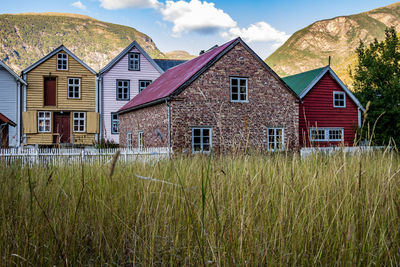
left=282, top=66, right=364, bottom=147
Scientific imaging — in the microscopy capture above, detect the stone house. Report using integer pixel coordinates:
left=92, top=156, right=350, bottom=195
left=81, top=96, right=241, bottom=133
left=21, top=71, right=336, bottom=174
left=118, top=38, right=299, bottom=153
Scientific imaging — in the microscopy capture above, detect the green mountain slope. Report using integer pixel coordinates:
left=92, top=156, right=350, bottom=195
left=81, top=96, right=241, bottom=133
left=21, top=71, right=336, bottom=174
left=0, top=13, right=166, bottom=73
left=265, top=2, right=400, bottom=85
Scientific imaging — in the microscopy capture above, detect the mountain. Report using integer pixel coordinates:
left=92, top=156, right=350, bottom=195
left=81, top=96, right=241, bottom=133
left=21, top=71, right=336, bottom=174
left=265, top=2, right=400, bottom=85
left=0, top=12, right=166, bottom=73
left=165, top=50, right=196, bottom=60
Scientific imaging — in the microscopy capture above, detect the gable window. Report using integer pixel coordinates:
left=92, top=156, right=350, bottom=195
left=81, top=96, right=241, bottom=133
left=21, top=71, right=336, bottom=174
left=230, top=77, right=248, bottom=102
left=310, top=128, right=343, bottom=142
left=68, top=78, right=81, bottom=99
left=192, top=128, right=212, bottom=153
left=38, top=111, right=51, bottom=133
left=111, top=113, right=119, bottom=134
left=57, top=53, right=68, bottom=70
left=138, top=131, right=144, bottom=151
left=267, top=128, right=284, bottom=151
left=116, top=80, right=130, bottom=100
left=128, top=53, right=140, bottom=71
left=139, top=80, right=152, bottom=92
left=333, top=92, right=346, bottom=108
left=127, top=132, right=132, bottom=149
left=73, top=112, right=85, bottom=132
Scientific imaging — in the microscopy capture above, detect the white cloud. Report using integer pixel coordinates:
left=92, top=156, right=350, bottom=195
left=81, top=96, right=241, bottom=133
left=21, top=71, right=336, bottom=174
left=160, top=0, right=237, bottom=36
left=72, top=0, right=87, bottom=10
left=99, top=0, right=160, bottom=9
left=222, top=21, right=290, bottom=44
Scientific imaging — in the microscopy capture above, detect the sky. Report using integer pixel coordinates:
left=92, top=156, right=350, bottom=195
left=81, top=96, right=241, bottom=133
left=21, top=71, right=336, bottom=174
left=1, top=0, right=398, bottom=59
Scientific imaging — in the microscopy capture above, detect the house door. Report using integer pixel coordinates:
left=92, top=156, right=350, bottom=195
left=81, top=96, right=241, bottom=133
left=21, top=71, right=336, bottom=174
left=44, top=77, right=56, bottom=106
left=53, top=112, right=70, bottom=144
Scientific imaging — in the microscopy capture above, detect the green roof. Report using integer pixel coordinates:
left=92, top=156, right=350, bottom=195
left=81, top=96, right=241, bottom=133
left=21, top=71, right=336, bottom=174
left=281, top=67, right=326, bottom=97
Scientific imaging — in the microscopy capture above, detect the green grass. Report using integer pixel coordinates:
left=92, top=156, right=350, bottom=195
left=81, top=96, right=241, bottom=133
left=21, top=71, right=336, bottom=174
left=1, top=151, right=400, bottom=265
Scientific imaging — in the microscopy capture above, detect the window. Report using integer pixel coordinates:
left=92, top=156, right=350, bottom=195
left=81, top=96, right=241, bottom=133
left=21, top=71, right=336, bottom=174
left=73, top=112, right=85, bottom=132
left=333, top=92, right=346, bottom=108
left=116, top=80, right=130, bottom=100
left=138, top=131, right=144, bottom=151
left=111, top=113, right=119, bottom=134
left=127, top=132, right=132, bottom=149
left=38, top=111, right=51, bottom=133
left=139, top=80, right=152, bottom=92
left=192, top=128, right=212, bottom=153
left=230, top=77, right=248, bottom=102
left=68, top=78, right=81, bottom=99
left=267, top=128, right=284, bottom=151
left=310, top=128, right=343, bottom=142
left=57, top=53, right=68, bottom=70
left=128, top=53, right=140, bottom=71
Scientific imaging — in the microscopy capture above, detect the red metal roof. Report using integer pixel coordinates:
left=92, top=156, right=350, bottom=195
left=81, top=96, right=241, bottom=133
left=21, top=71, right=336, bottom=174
left=119, top=38, right=239, bottom=113
left=0, top=113, right=16, bottom=127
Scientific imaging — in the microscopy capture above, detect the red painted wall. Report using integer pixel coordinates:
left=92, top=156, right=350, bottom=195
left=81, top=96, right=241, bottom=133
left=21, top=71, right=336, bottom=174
left=299, top=73, right=359, bottom=147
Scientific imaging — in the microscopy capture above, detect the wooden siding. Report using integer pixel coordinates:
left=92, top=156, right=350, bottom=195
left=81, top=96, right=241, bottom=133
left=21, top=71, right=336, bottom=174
left=24, top=53, right=97, bottom=145
left=299, top=73, right=359, bottom=147
left=0, top=66, right=19, bottom=147
left=102, top=47, right=162, bottom=144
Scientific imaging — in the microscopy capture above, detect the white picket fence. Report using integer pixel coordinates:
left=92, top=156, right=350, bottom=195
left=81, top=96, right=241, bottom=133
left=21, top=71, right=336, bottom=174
left=300, top=146, right=387, bottom=158
left=0, top=147, right=170, bottom=166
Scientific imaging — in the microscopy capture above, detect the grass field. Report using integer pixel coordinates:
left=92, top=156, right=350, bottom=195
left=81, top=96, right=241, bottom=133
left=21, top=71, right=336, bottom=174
left=1, top=151, right=400, bottom=265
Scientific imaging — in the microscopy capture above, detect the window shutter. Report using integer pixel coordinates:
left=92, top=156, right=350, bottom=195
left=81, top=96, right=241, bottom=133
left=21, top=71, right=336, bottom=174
left=23, top=111, right=37, bottom=134
left=86, top=112, right=99, bottom=133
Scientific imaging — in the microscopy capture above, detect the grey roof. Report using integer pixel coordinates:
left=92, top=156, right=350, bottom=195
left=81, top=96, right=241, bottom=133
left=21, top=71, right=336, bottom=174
left=99, top=41, right=164, bottom=74
left=0, top=60, right=27, bottom=85
left=153, top=59, right=187, bottom=71
left=22, top=45, right=97, bottom=75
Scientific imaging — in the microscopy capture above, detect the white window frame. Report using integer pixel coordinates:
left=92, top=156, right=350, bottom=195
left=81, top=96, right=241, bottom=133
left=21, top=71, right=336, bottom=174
left=37, top=111, right=51, bottom=133
left=127, top=132, right=132, bottom=149
left=267, top=128, right=285, bottom=151
left=128, top=52, right=140, bottom=71
left=68, top=78, right=81, bottom=99
left=73, top=112, right=86, bottom=133
left=192, top=127, right=212, bottom=153
left=138, top=130, right=144, bottom=151
left=333, top=91, right=346, bottom=108
left=57, top=53, right=68, bottom=70
left=230, top=77, right=248, bottom=103
left=310, top=128, right=344, bottom=142
left=111, top=113, right=119, bottom=134
left=139, top=80, right=152, bottom=93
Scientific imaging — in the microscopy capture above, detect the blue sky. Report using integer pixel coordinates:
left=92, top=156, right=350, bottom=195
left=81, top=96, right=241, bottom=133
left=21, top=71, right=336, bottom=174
left=1, top=0, right=398, bottom=58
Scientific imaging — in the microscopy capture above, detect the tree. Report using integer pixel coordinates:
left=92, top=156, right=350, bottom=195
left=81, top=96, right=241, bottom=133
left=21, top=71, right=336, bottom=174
left=351, top=27, right=400, bottom=145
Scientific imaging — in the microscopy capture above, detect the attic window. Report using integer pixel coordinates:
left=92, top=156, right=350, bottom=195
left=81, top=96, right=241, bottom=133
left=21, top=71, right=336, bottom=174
left=230, top=77, right=248, bottom=102
left=333, top=91, right=346, bottom=108
left=57, top=53, right=68, bottom=70
left=128, top=52, right=140, bottom=71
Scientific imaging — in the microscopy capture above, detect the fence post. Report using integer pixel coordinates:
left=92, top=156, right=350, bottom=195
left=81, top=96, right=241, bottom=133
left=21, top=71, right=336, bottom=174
left=81, top=150, right=85, bottom=162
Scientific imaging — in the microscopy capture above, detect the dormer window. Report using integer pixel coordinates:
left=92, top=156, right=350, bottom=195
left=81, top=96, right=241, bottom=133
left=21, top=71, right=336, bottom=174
left=333, top=91, right=346, bottom=108
left=230, top=77, right=248, bottom=102
left=57, top=53, right=68, bottom=70
left=128, top=52, right=140, bottom=71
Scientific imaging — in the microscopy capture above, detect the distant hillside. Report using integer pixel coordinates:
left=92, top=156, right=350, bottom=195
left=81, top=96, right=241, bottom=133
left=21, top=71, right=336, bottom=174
left=0, top=12, right=166, bottom=73
left=164, top=50, right=196, bottom=60
left=266, top=2, right=400, bottom=85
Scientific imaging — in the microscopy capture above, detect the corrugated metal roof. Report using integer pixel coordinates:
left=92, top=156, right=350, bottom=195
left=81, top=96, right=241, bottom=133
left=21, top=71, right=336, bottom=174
left=0, top=113, right=16, bottom=127
left=118, top=38, right=239, bottom=113
left=281, top=67, right=326, bottom=97
left=153, top=59, right=187, bottom=71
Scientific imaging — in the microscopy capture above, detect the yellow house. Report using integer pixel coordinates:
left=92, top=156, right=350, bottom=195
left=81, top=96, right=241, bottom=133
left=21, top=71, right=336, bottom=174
left=21, top=45, right=99, bottom=146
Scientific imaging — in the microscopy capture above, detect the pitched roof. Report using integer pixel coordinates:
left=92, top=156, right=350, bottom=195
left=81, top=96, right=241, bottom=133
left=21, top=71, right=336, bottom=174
left=154, top=59, right=187, bottom=71
left=0, top=113, right=16, bottom=127
left=0, top=60, right=27, bottom=85
left=119, top=37, right=297, bottom=114
left=22, top=45, right=96, bottom=75
left=99, top=41, right=163, bottom=74
left=282, top=66, right=365, bottom=111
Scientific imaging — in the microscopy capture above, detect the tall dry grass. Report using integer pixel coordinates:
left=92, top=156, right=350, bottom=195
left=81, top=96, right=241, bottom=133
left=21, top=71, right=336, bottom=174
left=1, top=151, right=400, bottom=265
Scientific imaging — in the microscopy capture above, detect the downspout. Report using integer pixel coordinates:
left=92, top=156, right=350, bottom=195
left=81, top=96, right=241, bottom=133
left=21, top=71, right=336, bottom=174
left=17, top=81, right=21, bottom=147
left=22, top=73, right=27, bottom=146
left=98, top=75, right=103, bottom=142
left=165, top=99, right=171, bottom=159
left=95, top=75, right=99, bottom=143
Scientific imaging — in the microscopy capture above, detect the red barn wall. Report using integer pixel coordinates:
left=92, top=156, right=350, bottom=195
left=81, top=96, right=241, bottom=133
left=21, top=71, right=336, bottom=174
left=299, top=73, right=359, bottom=147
